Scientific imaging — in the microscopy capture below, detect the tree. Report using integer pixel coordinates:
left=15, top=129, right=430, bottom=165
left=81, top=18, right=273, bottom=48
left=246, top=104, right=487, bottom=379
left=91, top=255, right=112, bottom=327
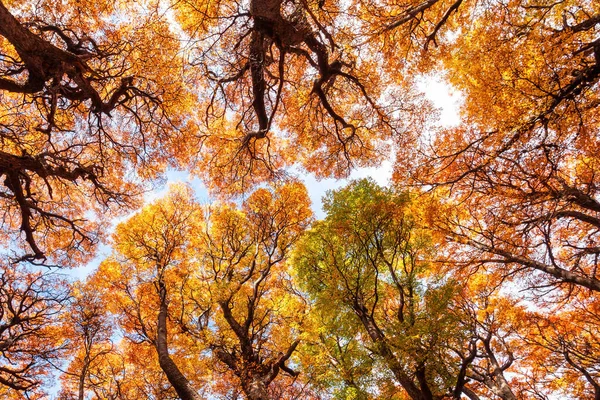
left=93, top=184, right=205, bottom=400
left=397, top=0, right=600, bottom=295
left=0, top=264, right=69, bottom=397
left=59, top=281, right=116, bottom=400
left=0, top=0, right=599, bottom=397
left=524, top=296, right=600, bottom=399
left=0, top=0, right=195, bottom=264
left=93, top=181, right=313, bottom=400
left=294, top=179, right=476, bottom=400
left=191, top=181, right=313, bottom=399
left=174, top=0, right=446, bottom=194
left=297, top=308, right=375, bottom=399
left=0, top=0, right=475, bottom=260
left=59, top=338, right=185, bottom=400
left=455, top=282, right=528, bottom=400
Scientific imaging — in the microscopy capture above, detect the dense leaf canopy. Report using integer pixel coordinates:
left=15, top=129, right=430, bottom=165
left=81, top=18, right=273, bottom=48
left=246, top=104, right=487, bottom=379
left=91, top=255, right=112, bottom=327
left=0, top=0, right=598, bottom=398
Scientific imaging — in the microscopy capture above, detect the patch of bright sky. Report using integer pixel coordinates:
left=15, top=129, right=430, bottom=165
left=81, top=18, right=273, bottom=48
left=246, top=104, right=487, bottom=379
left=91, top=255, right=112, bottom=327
left=417, top=74, right=463, bottom=128
left=306, top=75, right=462, bottom=218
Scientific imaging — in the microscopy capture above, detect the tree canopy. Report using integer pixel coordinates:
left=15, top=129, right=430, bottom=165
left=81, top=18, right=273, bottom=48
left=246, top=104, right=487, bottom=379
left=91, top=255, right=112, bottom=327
left=0, top=0, right=599, bottom=398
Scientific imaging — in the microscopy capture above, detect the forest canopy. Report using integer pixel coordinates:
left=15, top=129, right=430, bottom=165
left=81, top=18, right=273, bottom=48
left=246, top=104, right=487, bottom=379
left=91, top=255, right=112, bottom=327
left=0, top=0, right=599, bottom=398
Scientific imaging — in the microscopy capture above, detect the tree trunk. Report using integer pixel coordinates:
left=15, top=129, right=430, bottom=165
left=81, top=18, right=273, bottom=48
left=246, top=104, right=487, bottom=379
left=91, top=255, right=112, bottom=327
left=77, top=358, right=88, bottom=400
left=353, top=302, right=431, bottom=400
left=156, top=282, right=202, bottom=400
left=485, top=376, right=517, bottom=400
left=241, top=376, right=270, bottom=400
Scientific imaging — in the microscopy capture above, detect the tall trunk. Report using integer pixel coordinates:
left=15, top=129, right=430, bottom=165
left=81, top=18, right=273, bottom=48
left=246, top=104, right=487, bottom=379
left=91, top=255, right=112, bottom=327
left=241, top=376, right=270, bottom=400
left=484, top=375, right=517, bottom=400
left=156, top=282, right=202, bottom=400
left=453, top=339, right=477, bottom=399
left=481, top=336, right=517, bottom=400
left=77, top=357, right=88, bottom=400
left=353, top=302, right=430, bottom=400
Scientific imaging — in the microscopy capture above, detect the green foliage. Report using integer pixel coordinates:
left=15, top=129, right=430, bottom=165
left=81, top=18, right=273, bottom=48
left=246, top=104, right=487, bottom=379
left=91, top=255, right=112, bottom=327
left=294, top=179, right=469, bottom=398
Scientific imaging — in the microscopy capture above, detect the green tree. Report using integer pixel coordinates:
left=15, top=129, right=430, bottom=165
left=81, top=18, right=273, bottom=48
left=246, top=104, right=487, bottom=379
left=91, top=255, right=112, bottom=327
left=294, top=179, right=474, bottom=400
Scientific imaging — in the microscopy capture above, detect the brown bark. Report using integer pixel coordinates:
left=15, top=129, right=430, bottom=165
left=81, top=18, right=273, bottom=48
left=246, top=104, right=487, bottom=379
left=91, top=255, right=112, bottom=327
left=353, top=301, right=434, bottom=400
left=462, top=387, right=481, bottom=400
left=156, top=281, right=202, bottom=400
left=0, top=0, right=82, bottom=93
left=469, top=334, right=517, bottom=400
left=236, top=0, right=371, bottom=146
left=241, top=376, right=270, bottom=400
left=77, top=352, right=89, bottom=400
left=0, top=0, right=140, bottom=113
left=216, top=299, right=300, bottom=400
left=452, top=339, right=477, bottom=399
